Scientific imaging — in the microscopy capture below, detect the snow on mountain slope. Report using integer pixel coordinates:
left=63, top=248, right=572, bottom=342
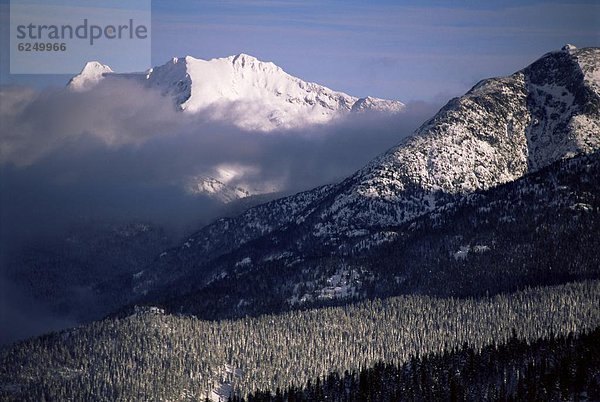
left=525, top=46, right=600, bottom=170
left=185, top=176, right=250, bottom=203
left=68, top=53, right=404, bottom=130
left=183, top=164, right=281, bottom=203
left=312, top=45, right=600, bottom=235
left=131, top=184, right=335, bottom=296
left=351, top=96, right=404, bottom=113
left=127, top=46, right=600, bottom=299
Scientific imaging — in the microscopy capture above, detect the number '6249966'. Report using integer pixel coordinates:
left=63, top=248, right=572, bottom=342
left=17, top=42, right=67, bottom=51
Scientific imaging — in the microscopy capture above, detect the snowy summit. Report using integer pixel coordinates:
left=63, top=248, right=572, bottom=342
left=67, top=61, right=113, bottom=91
left=68, top=53, right=404, bottom=130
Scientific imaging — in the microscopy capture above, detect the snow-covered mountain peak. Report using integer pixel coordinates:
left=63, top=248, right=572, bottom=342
left=67, top=53, right=404, bottom=130
left=157, top=53, right=304, bottom=113
left=352, top=96, right=405, bottom=113
left=82, top=61, right=113, bottom=73
left=310, top=46, right=600, bottom=233
left=68, top=61, right=114, bottom=92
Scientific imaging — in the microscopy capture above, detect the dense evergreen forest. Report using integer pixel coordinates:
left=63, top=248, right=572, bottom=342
left=1, top=280, right=599, bottom=401
left=242, top=328, right=600, bottom=402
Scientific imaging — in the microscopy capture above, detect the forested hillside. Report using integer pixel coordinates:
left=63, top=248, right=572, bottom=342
left=243, top=328, right=600, bottom=402
left=1, top=281, right=599, bottom=401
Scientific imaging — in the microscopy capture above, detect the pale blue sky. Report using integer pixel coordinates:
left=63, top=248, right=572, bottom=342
left=1, top=0, right=599, bottom=101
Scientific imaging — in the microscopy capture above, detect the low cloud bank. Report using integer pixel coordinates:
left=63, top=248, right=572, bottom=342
left=0, top=79, right=442, bottom=345
left=1, top=80, right=441, bottom=236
